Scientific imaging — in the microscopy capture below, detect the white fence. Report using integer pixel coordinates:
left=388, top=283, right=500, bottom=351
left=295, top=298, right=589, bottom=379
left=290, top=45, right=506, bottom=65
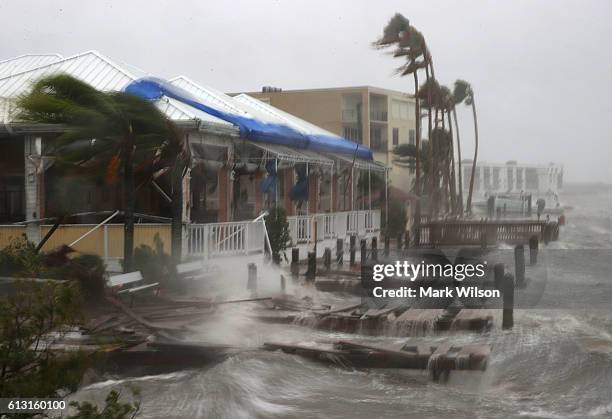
left=188, top=220, right=266, bottom=259
left=187, top=210, right=381, bottom=258
left=287, top=210, right=381, bottom=245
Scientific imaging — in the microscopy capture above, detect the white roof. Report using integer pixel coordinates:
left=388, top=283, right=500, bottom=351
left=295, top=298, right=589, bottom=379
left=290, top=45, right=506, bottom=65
left=0, top=54, right=63, bottom=79
left=169, top=75, right=290, bottom=126
left=0, top=51, right=230, bottom=127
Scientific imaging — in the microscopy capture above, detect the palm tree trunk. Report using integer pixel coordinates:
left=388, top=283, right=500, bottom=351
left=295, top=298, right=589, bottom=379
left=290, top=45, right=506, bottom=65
left=171, top=164, right=184, bottom=267
left=452, top=106, right=464, bottom=214
left=425, top=65, right=434, bottom=218
left=447, top=111, right=457, bottom=215
left=466, top=97, right=479, bottom=214
left=412, top=71, right=421, bottom=244
left=123, top=136, right=135, bottom=273
left=413, top=72, right=421, bottom=196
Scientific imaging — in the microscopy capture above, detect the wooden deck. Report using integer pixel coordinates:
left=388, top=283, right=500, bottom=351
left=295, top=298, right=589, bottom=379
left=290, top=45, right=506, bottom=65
left=417, top=220, right=559, bottom=246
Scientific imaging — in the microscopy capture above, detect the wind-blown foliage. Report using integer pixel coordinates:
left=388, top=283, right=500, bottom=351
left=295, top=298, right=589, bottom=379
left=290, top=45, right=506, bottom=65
left=17, top=74, right=190, bottom=270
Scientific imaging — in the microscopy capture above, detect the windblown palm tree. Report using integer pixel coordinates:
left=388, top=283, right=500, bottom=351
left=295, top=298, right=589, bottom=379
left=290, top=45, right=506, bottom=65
left=438, top=85, right=457, bottom=214
left=17, top=74, right=189, bottom=271
left=453, top=79, right=478, bottom=214
left=373, top=13, right=430, bottom=234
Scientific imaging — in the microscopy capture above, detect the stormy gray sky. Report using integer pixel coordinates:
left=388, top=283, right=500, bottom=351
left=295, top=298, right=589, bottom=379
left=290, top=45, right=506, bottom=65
left=1, top=0, right=611, bottom=183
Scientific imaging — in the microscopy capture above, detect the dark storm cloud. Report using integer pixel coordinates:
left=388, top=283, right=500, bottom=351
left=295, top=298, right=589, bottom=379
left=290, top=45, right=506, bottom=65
left=1, top=0, right=610, bottom=182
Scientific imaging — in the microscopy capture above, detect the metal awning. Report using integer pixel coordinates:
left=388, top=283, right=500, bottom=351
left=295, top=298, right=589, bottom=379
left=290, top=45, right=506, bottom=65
left=246, top=142, right=334, bottom=166
left=331, top=154, right=387, bottom=172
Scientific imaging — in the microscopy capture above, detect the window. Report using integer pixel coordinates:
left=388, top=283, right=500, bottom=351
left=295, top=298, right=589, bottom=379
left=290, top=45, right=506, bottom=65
left=391, top=100, right=410, bottom=120
left=409, top=129, right=415, bottom=145
left=392, top=128, right=399, bottom=146
left=399, top=102, right=409, bottom=120
left=343, top=126, right=361, bottom=143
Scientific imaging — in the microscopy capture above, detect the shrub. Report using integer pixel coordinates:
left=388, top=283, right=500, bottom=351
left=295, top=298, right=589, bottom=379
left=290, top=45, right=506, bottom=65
left=132, top=233, right=171, bottom=285
left=382, top=201, right=408, bottom=237
left=265, top=207, right=291, bottom=264
left=0, top=237, right=44, bottom=277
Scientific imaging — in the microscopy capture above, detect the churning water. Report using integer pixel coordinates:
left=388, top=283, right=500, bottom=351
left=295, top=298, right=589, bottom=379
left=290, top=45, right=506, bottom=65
left=73, top=184, right=612, bottom=418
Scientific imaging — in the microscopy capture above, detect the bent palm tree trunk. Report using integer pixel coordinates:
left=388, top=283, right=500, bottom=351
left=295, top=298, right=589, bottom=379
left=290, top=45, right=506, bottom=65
left=413, top=71, right=421, bottom=243
left=452, top=106, right=464, bottom=214
left=446, top=111, right=457, bottom=215
left=123, top=132, right=135, bottom=273
left=425, top=66, right=434, bottom=217
left=171, top=165, right=184, bottom=266
left=466, top=97, right=479, bottom=214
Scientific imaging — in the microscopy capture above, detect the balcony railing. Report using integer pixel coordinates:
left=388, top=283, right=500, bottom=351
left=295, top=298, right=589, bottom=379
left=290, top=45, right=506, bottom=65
left=370, top=110, right=388, bottom=122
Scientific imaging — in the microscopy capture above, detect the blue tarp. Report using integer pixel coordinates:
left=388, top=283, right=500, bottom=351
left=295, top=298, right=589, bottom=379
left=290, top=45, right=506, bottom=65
left=124, top=77, right=373, bottom=160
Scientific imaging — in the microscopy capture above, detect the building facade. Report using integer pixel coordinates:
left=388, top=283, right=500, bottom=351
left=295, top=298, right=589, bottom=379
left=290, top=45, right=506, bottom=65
left=235, top=86, right=417, bottom=195
left=463, top=160, right=564, bottom=209
left=0, top=52, right=384, bottom=265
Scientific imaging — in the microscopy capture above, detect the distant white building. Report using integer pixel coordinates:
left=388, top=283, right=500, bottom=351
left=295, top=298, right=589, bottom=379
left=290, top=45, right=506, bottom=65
left=463, top=160, right=563, bottom=209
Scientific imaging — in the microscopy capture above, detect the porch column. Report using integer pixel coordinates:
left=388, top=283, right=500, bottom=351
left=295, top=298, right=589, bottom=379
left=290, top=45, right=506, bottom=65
left=24, top=135, right=42, bottom=244
left=181, top=169, right=191, bottom=260
left=255, top=171, right=263, bottom=214
left=308, top=171, right=318, bottom=214
left=218, top=167, right=229, bottom=222
left=350, top=167, right=355, bottom=211
left=283, top=168, right=294, bottom=216
left=368, top=167, right=372, bottom=212
left=331, top=171, right=338, bottom=212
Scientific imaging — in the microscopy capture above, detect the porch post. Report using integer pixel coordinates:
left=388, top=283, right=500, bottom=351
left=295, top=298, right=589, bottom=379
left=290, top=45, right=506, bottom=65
left=181, top=168, right=191, bottom=261
left=306, top=162, right=310, bottom=217
left=330, top=164, right=334, bottom=213
left=368, top=166, right=372, bottom=212
left=275, top=158, right=279, bottom=207
left=308, top=169, right=317, bottom=214
left=283, top=168, right=294, bottom=216
left=218, top=167, right=229, bottom=223
left=350, top=166, right=354, bottom=211
left=255, top=171, right=263, bottom=214
left=24, top=135, right=42, bottom=244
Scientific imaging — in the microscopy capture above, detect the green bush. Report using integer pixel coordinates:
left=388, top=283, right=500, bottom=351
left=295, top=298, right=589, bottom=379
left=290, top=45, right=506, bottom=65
left=0, top=237, right=107, bottom=299
left=0, top=237, right=44, bottom=277
left=132, top=233, right=171, bottom=285
left=265, top=207, right=291, bottom=263
left=382, top=201, right=408, bottom=236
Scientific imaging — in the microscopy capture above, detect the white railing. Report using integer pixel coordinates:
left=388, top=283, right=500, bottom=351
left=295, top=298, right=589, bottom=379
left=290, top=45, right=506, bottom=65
left=187, top=210, right=381, bottom=258
left=287, top=210, right=381, bottom=244
left=188, top=220, right=266, bottom=259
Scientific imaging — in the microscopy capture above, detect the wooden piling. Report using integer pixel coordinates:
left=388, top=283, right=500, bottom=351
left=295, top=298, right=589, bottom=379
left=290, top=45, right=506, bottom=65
left=290, top=248, right=299, bottom=278
left=494, top=263, right=504, bottom=291
left=306, top=252, right=316, bottom=281
left=247, top=263, right=257, bottom=296
left=514, top=245, right=525, bottom=286
left=384, top=235, right=390, bottom=257
left=349, top=235, right=356, bottom=266
left=360, top=262, right=374, bottom=290
left=323, top=247, right=332, bottom=271
left=280, top=274, right=286, bottom=294
left=397, top=233, right=403, bottom=250
left=502, top=273, right=514, bottom=329
left=371, top=237, right=378, bottom=261
left=404, top=231, right=410, bottom=249
left=336, top=238, right=344, bottom=265
left=529, top=236, right=538, bottom=265
left=360, top=239, right=367, bottom=265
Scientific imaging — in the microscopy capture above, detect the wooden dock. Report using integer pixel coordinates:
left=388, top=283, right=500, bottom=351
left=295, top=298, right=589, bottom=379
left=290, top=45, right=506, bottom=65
left=264, top=339, right=490, bottom=378
left=254, top=301, right=493, bottom=336
left=417, top=220, right=559, bottom=246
